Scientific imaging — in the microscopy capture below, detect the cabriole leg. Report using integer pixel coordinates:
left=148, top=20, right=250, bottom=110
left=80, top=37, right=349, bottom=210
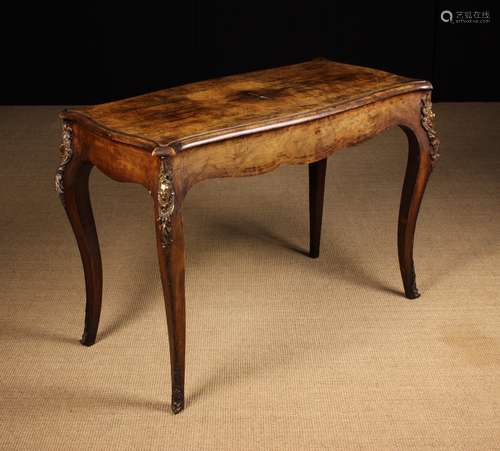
left=56, top=123, right=103, bottom=345
left=153, top=158, right=186, bottom=414
left=398, top=93, right=440, bottom=299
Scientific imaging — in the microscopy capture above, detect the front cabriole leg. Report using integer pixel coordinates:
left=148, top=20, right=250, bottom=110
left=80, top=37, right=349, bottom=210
left=56, top=122, right=103, bottom=345
left=153, top=157, right=186, bottom=414
left=398, top=92, right=440, bottom=299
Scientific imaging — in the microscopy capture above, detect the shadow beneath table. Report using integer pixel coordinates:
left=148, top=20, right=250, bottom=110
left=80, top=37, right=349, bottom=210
left=97, top=255, right=159, bottom=342
left=2, top=324, right=81, bottom=346
left=201, top=216, right=403, bottom=298
left=5, top=383, right=169, bottom=414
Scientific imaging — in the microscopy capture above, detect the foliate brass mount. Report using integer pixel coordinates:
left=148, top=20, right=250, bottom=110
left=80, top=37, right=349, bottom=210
left=158, top=158, right=175, bottom=248
left=421, top=92, right=440, bottom=164
left=55, top=122, right=74, bottom=203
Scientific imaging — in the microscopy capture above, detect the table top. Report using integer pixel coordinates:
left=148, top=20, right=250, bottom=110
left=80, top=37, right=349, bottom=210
left=62, top=58, right=431, bottom=153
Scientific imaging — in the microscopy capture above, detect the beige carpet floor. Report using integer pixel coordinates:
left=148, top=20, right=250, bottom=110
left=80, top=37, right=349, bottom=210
left=0, top=104, right=499, bottom=450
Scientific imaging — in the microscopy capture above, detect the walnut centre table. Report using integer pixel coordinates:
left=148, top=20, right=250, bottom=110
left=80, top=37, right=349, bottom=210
left=55, top=58, right=440, bottom=414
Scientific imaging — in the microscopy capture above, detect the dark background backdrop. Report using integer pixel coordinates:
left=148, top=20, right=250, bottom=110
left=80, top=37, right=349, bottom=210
left=1, top=0, right=498, bottom=104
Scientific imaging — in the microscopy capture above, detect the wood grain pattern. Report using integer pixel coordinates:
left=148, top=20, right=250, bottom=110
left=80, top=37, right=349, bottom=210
left=61, top=58, right=431, bottom=154
left=173, top=91, right=430, bottom=191
left=56, top=58, right=438, bottom=414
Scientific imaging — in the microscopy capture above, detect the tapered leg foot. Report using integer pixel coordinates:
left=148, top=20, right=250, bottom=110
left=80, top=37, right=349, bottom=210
left=171, top=367, right=184, bottom=414
left=56, top=124, right=103, bottom=344
left=403, top=267, right=421, bottom=299
left=405, top=287, right=421, bottom=300
left=171, top=384, right=184, bottom=414
left=154, top=158, right=186, bottom=414
left=80, top=331, right=97, bottom=346
left=309, top=158, right=327, bottom=258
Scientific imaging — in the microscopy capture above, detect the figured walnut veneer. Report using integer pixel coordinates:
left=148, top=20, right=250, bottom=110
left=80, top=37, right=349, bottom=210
left=56, top=58, right=439, bottom=414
